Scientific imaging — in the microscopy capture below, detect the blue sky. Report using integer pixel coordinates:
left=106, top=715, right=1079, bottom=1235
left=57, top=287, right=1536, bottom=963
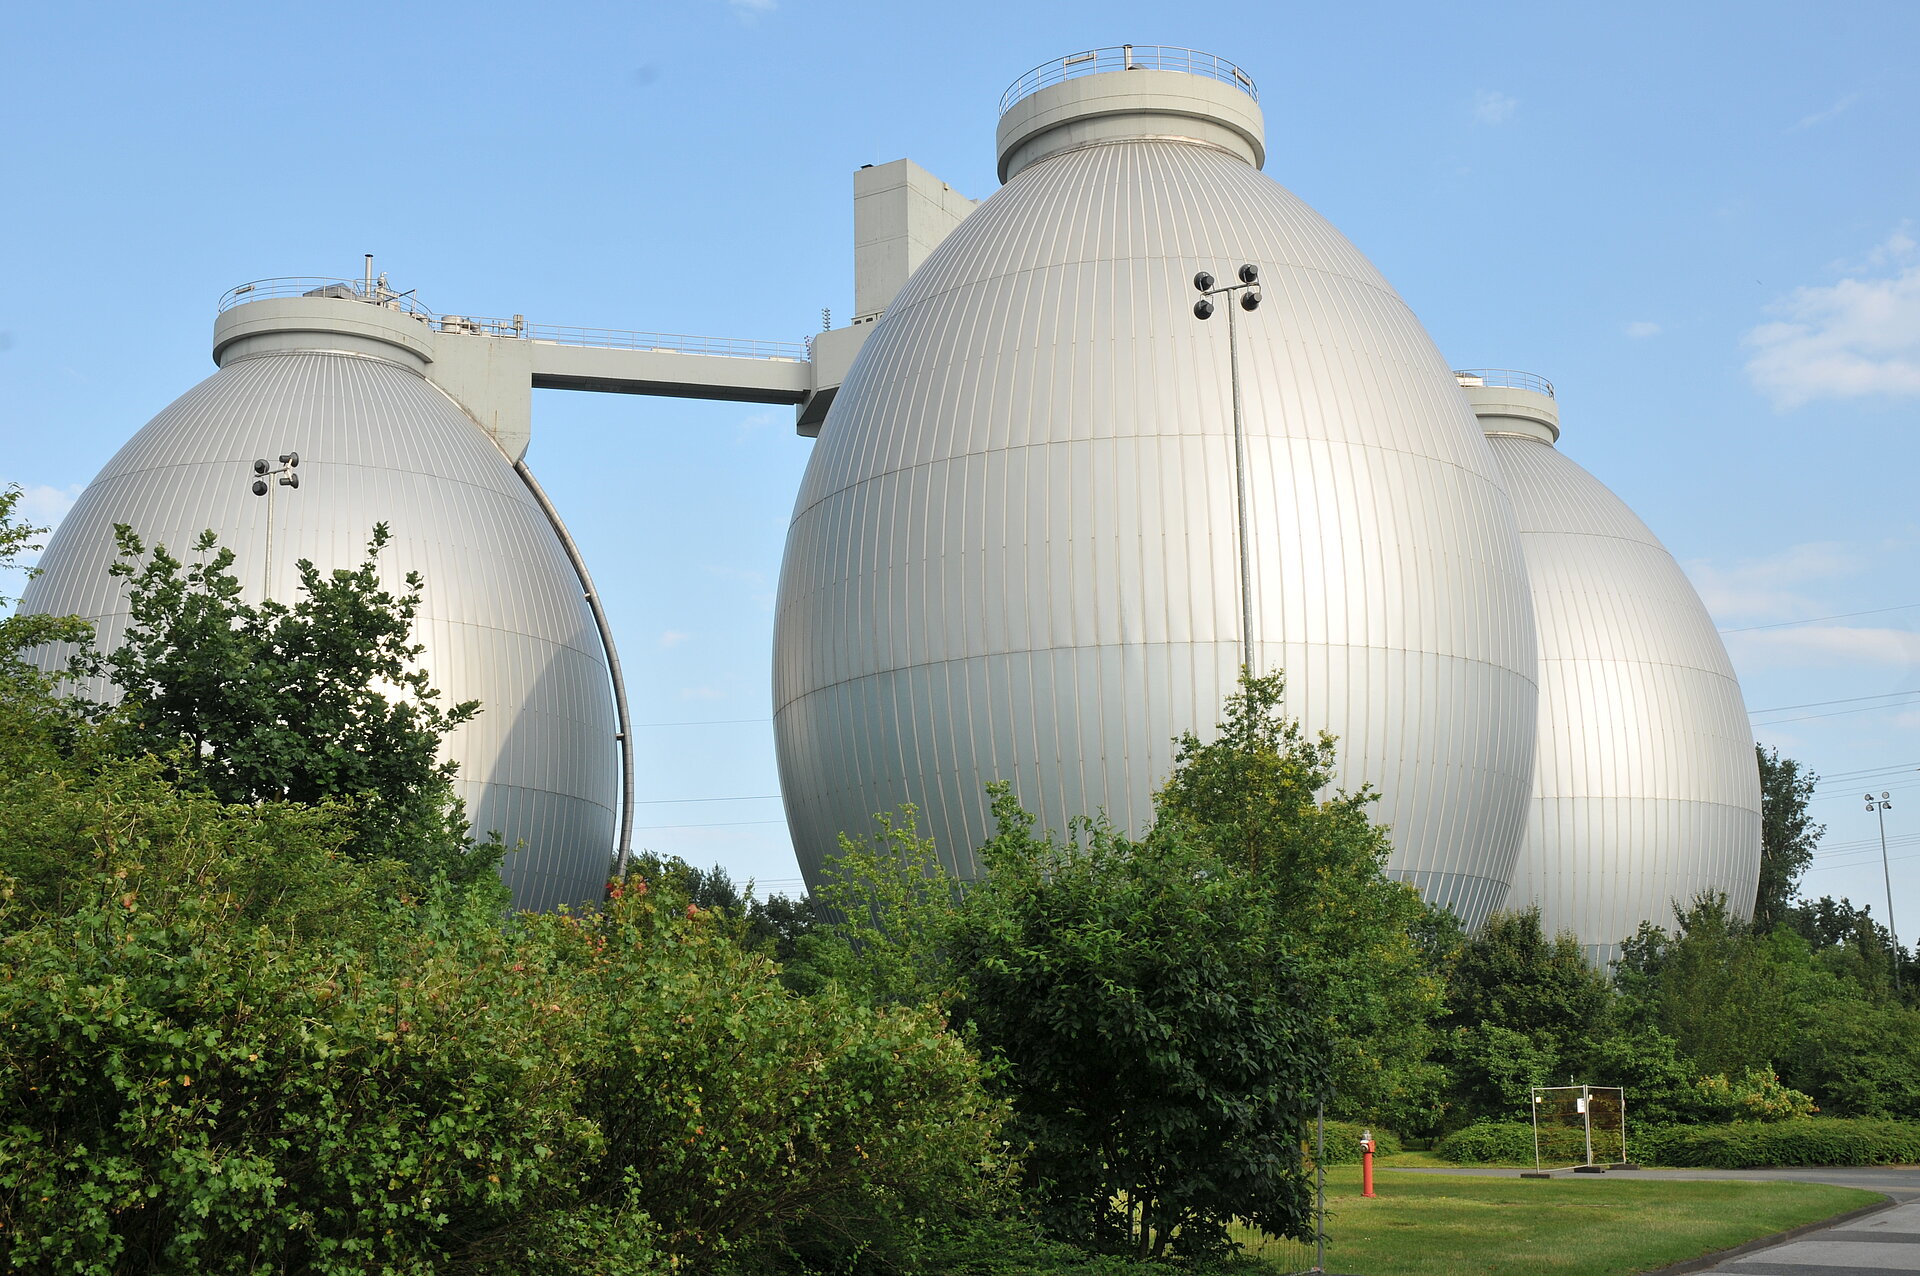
left=6, top=1, right=1919, bottom=929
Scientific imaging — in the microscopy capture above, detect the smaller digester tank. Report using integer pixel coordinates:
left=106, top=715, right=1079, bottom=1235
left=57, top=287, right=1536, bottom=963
left=1461, top=371, right=1762, bottom=962
left=19, top=282, right=620, bottom=910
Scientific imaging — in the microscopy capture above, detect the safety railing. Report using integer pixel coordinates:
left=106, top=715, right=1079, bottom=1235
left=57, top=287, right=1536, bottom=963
left=218, top=278, right=435, bottom=316
left=219, top=281, right=808, bottom=362
left=459, top=316, right=808, bottom=362
left=1000, top=45, right=1257, bottom=115
left=1454, top=368, right=1556, bottom=399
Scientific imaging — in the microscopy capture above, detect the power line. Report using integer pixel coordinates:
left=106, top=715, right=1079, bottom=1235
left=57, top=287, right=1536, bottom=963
left=1806, top=848, right=1920, bottom=874
left=630, top=716, right=772, bottom=728
left=1720, top=603, right=1920, bottom=634
left=630, top=817, right=789, bottom=832
left=632, top=794, right=781, bottom=805
left=1750, top=690, right=1920, bottom=716
left=1753, top=701, right=1920, bottom=727
left=1816, top=761, right=1920, bottom=784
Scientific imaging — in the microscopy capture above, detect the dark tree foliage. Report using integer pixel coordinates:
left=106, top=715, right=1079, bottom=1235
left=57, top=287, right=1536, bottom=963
left=949, top=787, right=1329, bottom=1261
left=0, top=485, right=96, bottom=733
left=1441, top=908, right=1612, bottom=1119
left=103, top=523, right=492, bottom=882
left=1614, top=895, right=1795, bottom=1076
left=621, top=851, right=821, bottom=962
left=1786, top=894, right=1914, bottom=1002
left=1754, top=745, right=1823, bottom=931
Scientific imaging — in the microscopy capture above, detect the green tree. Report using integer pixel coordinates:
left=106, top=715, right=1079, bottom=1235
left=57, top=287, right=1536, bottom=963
left=1754, top=746, right=1823, bottom=931
left=1614, top=896, right=1796, bottom=1076
left=0, top=485, right=95, bottom=736
left=1442, top=908, right=1612, bottom=1120
left=786, top=804, right=961, bottom=1006
left=103, top=523, right=491, bottom=883
left=949, top=787, right=1329, bottom=1261
left=1153, top=670, right=1453, bottom=1134
left=1787, top=894, right=1913, bottom=1001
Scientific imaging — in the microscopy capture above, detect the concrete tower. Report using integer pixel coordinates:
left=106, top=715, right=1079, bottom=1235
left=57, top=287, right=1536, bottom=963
left=775, top=48, right=1541, bottom=926
left=1462, top=370, right=1762, bottom=960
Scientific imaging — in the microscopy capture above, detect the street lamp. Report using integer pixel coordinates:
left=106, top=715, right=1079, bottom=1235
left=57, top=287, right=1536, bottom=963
left=1865, top=790, right=1903, bottom=990
left=250, top=451, right=300, bottom=600
left=1193, top=263, right=1264, bottom=669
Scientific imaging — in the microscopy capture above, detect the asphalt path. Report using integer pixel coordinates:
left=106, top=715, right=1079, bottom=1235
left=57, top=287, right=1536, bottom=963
left=1387, top=1165, right=1920, bottom=1272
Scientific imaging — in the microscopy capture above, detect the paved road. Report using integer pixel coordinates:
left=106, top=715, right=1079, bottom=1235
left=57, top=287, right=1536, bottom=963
left=1388, top=1166, right=1920, bottom=1272
left=1388, top=1164, right=1920, bottom=1199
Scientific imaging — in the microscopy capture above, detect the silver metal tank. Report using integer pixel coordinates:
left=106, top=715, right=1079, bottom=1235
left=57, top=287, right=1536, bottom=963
left=19, top=287, right=617, bottom=911
left=775, top=49, right=1541, bottom=926
left=1462, top=371, right=1762, bottom=961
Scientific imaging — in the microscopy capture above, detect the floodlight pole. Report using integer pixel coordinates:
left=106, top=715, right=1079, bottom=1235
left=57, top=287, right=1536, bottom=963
left=1866, top=792, right=1902, bottom=990
left=1192, top=264, right=1265, bottom=672
left=249, top=451, right=301, bottom=600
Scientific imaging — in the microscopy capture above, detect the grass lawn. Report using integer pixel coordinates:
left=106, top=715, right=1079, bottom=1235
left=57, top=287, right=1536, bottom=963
left=1235, top=1165, right=1881, bottom=1276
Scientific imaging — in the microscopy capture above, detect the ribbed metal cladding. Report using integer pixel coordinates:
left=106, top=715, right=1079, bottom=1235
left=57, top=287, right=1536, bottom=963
left=775, top=115, right=1539, bottom=927
left=1485, top=422, right=1762, bottom=963
left=19, top=349, right=617, bottom=911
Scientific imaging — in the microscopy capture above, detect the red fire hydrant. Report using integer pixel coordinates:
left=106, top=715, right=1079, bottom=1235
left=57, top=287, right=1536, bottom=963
left=1361, top=1128, right=1377, bottom=1198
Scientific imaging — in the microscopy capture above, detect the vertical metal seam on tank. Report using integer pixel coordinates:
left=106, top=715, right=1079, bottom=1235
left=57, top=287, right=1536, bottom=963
left=512, top=458, right=635, bottom=879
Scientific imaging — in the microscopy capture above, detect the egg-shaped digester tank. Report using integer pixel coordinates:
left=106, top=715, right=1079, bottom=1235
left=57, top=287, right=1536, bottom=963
left=19, top=289, right=617, bottom=911
left=775, top=50, right=1541, bottom=926
left=1462, top=372, right=1761, bottom=961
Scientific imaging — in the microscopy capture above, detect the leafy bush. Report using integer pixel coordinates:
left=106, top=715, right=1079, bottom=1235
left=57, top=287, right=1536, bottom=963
left=1313, top=1120, right=1402, bottom=1165
left=0, top=777, right=1014, bottom=1274
left=551, top=875, right=1015, bottom=1273
left=1689, top=1069, right=1818, bottom=1122
left=1635, top=1118, right=1920, bottom=1168
left=0, top=842, right=606, bottom=1274
left=1435, top=1121, right=1538, bottom=1165
left=950, top=787, right=1330, bottom=1262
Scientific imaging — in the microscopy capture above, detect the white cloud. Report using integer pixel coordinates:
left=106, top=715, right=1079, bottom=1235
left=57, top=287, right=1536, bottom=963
left=733, top=408, right=785, bottom=444
left=1473, top=90, right=1517, bottom=125
left=1792, top=92, right=1861, bottom=131
left=14, top=482, right=81, bottom=529
left=1745, top=229, right=1920, bottom=408
left=680, top=685, right=726, bottom=701
left=1685, top=541, right=1862, bottom=623
left=2, top=482, right=83, bottom=571
left=727, top=0, right=776, bottom=13
left=1725, top=625, right=1920, bottom=672
left=1624, top=320, right=1662, bottom=339
left=659, top=629, right=690, bottom=648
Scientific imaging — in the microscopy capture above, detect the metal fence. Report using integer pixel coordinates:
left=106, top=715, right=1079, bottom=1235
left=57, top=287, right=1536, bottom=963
left=1235, top=1104, right=1329, bottom=1273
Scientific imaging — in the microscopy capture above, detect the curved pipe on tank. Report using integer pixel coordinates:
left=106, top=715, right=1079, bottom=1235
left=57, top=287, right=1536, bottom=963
left=512, top=459, right=636, bottom=881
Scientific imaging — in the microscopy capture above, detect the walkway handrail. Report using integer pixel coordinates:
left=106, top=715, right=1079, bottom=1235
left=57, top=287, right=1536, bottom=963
left=1454, top=368, right=1557, bottom=399
left=219, top=281, right=808, bottom=362
left=1000, top=45, right=1257, bottom=115
left=219, top=277, right=435, bottom=315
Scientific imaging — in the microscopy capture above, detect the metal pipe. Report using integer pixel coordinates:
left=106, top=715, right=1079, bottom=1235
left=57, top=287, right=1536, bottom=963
left=514, top=459, right=636, bottom=880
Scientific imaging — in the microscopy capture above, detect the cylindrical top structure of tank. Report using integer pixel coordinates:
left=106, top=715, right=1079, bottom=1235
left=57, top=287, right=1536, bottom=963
left=18, top=284, right=617, bottom=911
left=1461, top=370, right=1761, bottom=962
left=774, top=48, right=1540, bottom=928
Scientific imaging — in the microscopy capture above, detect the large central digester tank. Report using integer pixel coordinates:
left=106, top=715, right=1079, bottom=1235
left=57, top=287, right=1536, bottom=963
left=19, top=291, right=618, bottom=911
left=1463, top=372, right=1761, bottom=960
left=774, top=50, right=1540, bottom=925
